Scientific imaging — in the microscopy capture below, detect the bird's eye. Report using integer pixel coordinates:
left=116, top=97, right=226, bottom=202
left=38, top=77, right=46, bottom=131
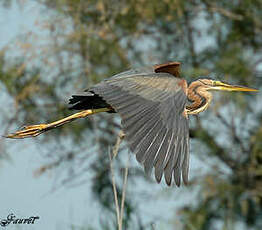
left=213, top=81, right=220, bottom=86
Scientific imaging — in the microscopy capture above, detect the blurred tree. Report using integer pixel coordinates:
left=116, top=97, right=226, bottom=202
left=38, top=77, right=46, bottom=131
left=0, top=0, right=261, bottom=229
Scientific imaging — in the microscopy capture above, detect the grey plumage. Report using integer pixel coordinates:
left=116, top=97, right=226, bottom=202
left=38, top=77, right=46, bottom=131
left=91, top=72, right=190, bottom=186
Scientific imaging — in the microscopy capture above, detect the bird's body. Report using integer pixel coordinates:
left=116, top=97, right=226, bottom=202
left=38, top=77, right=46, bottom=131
left=6, top=62, right=258, bottom=186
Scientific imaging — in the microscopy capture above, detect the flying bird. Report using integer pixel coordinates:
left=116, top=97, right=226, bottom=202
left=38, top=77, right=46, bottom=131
left=6, top=62, right=258, bottom=186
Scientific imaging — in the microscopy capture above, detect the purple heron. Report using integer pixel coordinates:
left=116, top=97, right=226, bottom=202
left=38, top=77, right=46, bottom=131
left=6, top=62, right=258, bottom=186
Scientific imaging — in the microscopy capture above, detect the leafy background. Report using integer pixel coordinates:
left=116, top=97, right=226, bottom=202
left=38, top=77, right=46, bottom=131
left=0, top=0, right=261, bottom=229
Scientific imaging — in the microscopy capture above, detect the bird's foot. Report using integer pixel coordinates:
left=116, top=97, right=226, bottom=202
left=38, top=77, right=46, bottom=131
left=5, top=124, right=49, bottom=139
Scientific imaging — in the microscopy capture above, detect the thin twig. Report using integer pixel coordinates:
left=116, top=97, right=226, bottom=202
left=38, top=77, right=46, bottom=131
left=108, top=150, right=121, bottom=228
left=119, top=152, right=130, bottom=230
left=109, top=130, right=127, bottom=230
left=113, top=130, right=125, bottom=157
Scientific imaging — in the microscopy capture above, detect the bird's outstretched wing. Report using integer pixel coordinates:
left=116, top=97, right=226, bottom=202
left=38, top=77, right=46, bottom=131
left=92, top=72, right=189, bottom=186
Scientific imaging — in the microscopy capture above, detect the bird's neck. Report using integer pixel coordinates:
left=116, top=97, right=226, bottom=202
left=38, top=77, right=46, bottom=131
left=186, top=81, right=212, bottom=115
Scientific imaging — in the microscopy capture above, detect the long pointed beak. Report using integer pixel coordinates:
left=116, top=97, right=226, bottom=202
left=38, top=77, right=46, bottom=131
left=212, top=82, right=259, bottom=92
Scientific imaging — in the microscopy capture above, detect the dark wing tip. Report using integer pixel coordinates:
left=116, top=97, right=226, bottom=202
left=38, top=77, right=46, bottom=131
left=174, top=173, right=181, bottom=187
left=164, top=174, right=172, bottom=186
left=183, top=178, right=189, bottom=186
left=155, top=169, right=163, bottom=184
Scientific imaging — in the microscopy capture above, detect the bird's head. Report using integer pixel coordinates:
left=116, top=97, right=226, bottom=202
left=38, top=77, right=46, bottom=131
left=198, top=79, right=259, bottom=92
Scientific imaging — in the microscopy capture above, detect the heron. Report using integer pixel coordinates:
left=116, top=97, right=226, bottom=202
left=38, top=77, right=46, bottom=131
left=6, top=62, right=258, bottom=186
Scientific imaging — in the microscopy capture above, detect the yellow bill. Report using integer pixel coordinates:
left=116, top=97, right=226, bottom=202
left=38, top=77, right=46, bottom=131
left=212, top=81, right=259, bottom=92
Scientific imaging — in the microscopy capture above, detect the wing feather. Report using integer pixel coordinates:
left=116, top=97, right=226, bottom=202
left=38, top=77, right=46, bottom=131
left=164, top=137, right=178, bottom=185
left=135, top=120, right=163, bottom=162
left=182, top=137, right=190, bottom=184
left=128, top=114, right=161, bottom=153
left=143, top=126, right=167, bottom=174
left=92, top=73, right=190, bottom=186
left=154, top=130, right=171, bottom=183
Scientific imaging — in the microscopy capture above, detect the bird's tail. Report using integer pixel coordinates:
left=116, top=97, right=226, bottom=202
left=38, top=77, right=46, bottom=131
left=5, top=108, right=111, bottom=139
